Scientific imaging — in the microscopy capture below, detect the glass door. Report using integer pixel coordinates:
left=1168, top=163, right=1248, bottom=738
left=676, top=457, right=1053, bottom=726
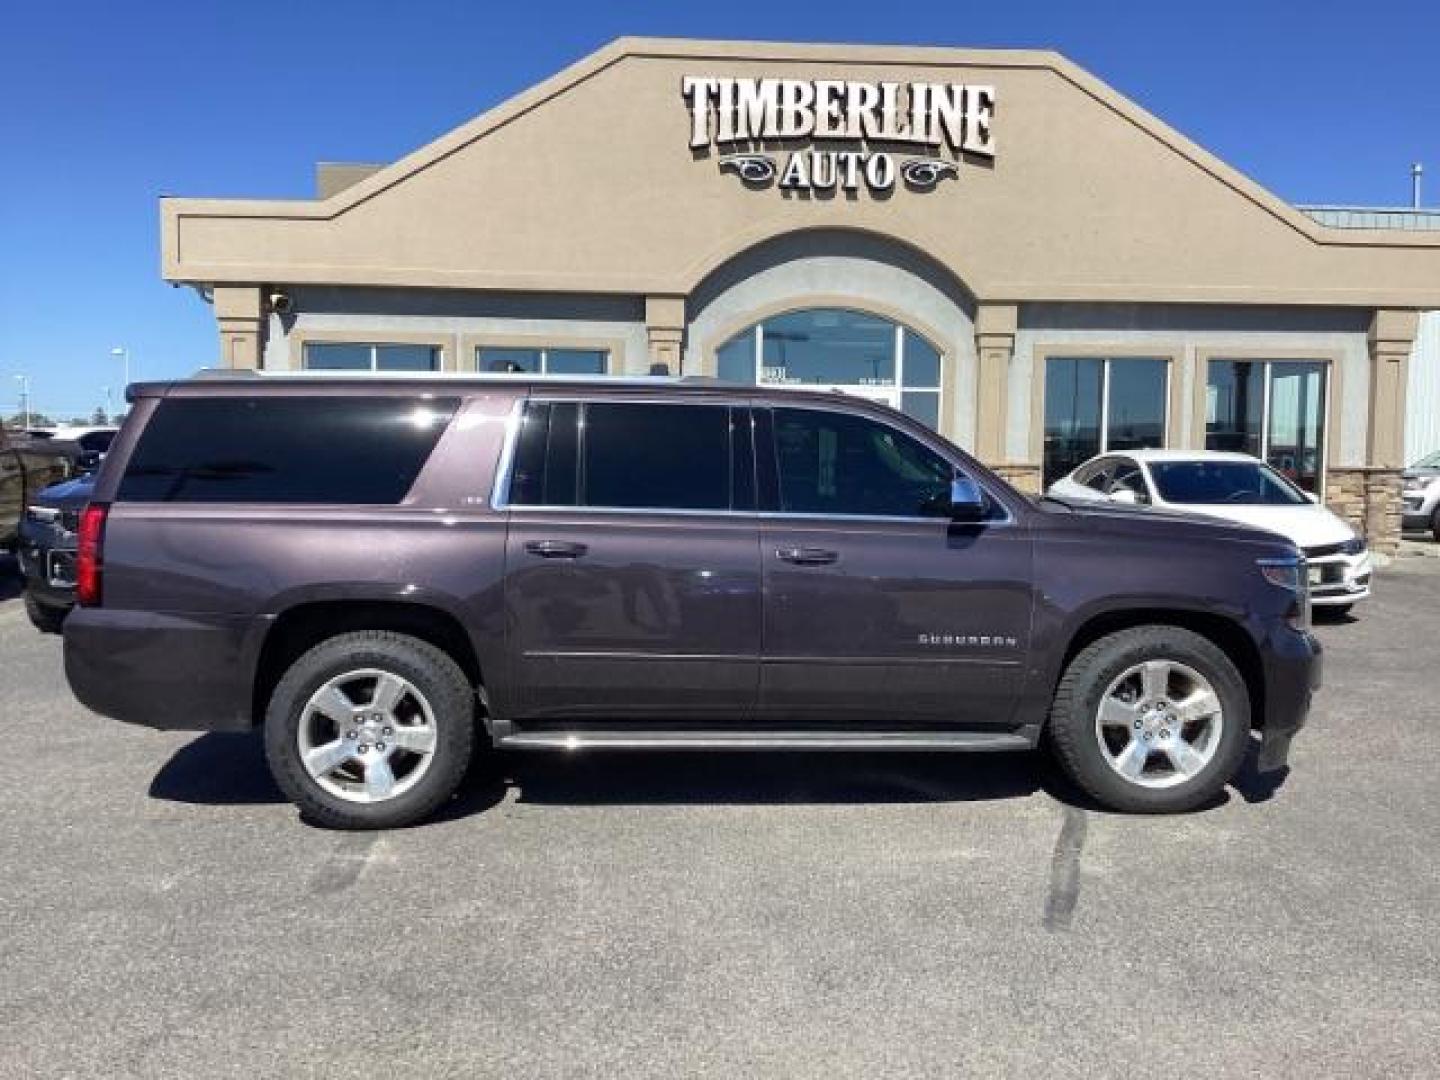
left=715, top=308, right=943, bottom=430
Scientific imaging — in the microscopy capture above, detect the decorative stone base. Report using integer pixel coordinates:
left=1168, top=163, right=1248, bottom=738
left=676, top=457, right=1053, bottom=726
left=991, top=463, right=1042, bottom=496
left=1325, top=467, right=1402, bottom=555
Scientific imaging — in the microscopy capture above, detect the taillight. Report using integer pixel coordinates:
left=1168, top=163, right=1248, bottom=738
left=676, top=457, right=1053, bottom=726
left=76, top=503, right=109, bottom=607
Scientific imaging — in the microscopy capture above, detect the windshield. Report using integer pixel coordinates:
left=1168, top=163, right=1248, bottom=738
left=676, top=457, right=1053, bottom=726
left=1150, top=460, right=1309, bottom=506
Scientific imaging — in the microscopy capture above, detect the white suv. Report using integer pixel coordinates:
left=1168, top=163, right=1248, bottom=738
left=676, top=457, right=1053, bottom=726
left=1402, top=450, right=1440, bottom=540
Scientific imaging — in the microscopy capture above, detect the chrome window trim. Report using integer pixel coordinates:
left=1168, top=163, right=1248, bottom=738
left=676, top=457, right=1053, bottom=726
left=491, top=393, right=1016, bottom=526
left=487, top=397, right=526, bottom=512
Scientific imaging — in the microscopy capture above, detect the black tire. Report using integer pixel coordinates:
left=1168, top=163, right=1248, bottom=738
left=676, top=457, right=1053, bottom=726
left=1047, top=626, right=1251, bottom=814
left=264, top=631, right=476, bottom=829
left=1313, top=603, right=1353, bottom=621
left=1431, top=507, right=1440, bottom=543
left=24, top=591, right=67, bottom=634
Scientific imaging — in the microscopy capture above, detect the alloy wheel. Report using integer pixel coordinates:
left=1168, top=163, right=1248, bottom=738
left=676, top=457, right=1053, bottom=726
left=1093, top=659, right=1224, bottom=789
left=296, top=668, right=439, bottom=803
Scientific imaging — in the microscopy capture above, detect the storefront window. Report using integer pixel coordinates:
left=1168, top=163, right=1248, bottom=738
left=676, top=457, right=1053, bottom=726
left=304, top=342, right=442, bottom=371
left=477, top=346, right=606, bottom=376
left=1206, top=359, right=1327, bottom=493
left=715, top=308, right=944, bottom=430
left=1043, top=356, right=1168, bottom=485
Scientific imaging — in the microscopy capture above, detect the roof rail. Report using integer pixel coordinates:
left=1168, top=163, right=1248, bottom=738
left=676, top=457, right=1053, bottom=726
left=191, top=367, right=259, bottom=379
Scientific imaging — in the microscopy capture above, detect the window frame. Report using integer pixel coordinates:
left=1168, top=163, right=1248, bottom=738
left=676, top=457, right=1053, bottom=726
left=295, top=333, right=453, bottom=372
left=708, top=305, right=947, bottom=432
left=463, top=334, right=621, bottom=378
left=1198, top=351, right=1337, bottom=496
left=474, top=345, right=611, bottom=377
left=1034, top=348, right=1181, bottom=487
left=492, top=396, right=757, bottom=516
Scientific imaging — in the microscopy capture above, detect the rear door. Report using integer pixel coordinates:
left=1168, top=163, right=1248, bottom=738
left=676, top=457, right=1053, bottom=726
left=501, top=397, right=762, bottom=721
left=756, top=403, right=1034, bottom=728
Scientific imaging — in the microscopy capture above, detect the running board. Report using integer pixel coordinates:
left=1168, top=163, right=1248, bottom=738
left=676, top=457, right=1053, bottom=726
left=495, top=730, right=1032, bottom=752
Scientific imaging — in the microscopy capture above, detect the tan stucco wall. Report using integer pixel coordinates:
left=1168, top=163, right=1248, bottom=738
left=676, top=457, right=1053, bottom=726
left=161, top=38, right=1440, bottom=309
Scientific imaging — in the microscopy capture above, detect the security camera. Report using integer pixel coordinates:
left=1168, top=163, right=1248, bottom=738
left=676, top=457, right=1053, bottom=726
left=268, top=290, right=293, bottom=315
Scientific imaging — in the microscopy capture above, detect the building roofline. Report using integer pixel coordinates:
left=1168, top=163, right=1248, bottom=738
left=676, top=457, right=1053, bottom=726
left=160, top=35, right=1440, bottom=254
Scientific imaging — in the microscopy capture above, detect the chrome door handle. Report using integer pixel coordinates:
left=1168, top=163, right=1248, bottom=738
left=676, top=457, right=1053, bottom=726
left=775, top=546, right=839, bottom=566
left=524, top=540, right=589, bottom=559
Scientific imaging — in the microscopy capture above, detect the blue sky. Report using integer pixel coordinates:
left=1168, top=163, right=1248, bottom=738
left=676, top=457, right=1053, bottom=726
left=1, top=0, right=1436, bottom=420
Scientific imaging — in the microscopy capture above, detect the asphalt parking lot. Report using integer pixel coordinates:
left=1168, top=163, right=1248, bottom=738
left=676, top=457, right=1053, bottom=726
left=1, top=555, right=1438, bottom=1079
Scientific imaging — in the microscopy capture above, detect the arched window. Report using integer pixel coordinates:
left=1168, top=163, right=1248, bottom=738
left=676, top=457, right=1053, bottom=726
left=714, top=308, right=943, bottom=430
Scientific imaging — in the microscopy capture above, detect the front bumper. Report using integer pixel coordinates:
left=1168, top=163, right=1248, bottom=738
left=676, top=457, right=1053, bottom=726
left=16, top=517, right=77, bottom=611
left=1255, top=626, right=1322, bottom=774
left=1307, top=551, right=1371, bottom=606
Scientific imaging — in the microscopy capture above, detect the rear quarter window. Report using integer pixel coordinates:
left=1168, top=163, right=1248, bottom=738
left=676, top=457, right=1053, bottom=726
left=116, top=396, right=459, bottom=504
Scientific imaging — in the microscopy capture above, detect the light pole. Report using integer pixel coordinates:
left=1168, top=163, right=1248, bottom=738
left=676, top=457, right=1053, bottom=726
left=103, top=386, right=112, bottom=418
left=13, top=374, right=31, bottom=430
left=111, top=346, right=131, bottom=390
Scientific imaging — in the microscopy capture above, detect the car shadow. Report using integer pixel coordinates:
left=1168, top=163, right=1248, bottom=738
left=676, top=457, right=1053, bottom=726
left=150, top=729, right=1287, bottom=826
left=1229, top=731, right=1292, bottom=805
left=149, top=730, right=1062, bottom=826
left=148, top=731, right=286, bottom=805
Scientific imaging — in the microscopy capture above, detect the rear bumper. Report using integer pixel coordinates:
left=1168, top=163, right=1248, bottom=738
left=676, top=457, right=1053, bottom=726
left=63, top=607, right=268, bottom=731
left=1255, top=626, right=1322, bottom=773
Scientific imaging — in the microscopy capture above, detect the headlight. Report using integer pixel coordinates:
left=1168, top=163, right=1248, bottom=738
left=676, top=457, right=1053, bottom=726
left=1404, top=476, right=1434, bottom=492
left=1340, top=535, right=1366, bottom=556
left=1258, top=558, right=1302, bottom=592
left=25, top=505, right=59, bottom=525
left=1258, top=556, right=1310, bottom=631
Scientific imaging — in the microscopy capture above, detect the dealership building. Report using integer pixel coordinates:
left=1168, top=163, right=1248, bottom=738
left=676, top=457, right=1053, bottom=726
left=160, top=37, right=1440, bottom=551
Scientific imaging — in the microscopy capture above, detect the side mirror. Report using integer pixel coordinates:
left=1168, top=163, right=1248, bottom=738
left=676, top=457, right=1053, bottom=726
left=949, top=475, right=986, bottom=523
left=1109, top=488, right=1139, bottom=506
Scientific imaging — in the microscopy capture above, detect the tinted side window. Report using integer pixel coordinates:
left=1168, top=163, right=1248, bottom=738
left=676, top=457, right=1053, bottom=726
left=508, top=401, right=579, bottom=507
left=508, top=401, right=745, bottom=511
left=1078, top=460, right=1113, bottom=491
left=771, top=407, right=953, bottom=518
left=117, top=396, right=458, bottom=504
left=583, top=403, right=733, bottom=510
left=1109, top=461, right=1150, bottom=502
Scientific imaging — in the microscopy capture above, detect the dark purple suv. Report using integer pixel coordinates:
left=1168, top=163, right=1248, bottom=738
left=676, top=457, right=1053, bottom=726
left=63, top=375, right=1320, bottom=828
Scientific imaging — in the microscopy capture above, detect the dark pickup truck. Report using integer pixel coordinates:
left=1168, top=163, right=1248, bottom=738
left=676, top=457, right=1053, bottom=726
left=1, top=427, right=74, bottom=552
left=64, top=375, right=1320, bottom=828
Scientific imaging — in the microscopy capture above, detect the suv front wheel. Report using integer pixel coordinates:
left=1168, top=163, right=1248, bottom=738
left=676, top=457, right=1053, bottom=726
left=1047, top=626, right=1251, bottom=813
left=264, top=631, right=476, bottom=829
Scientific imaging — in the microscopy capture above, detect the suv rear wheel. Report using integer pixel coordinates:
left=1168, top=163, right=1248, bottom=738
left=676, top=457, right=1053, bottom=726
left=264, top=631, right=475, bottom=829
left=1047, top=626, right=1250, bottom=813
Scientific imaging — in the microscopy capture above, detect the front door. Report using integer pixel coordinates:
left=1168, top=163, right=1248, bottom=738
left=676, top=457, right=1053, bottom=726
left=502, top=397, right=761, bottom=721
left=757, top=404, right=1035, bottom=728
